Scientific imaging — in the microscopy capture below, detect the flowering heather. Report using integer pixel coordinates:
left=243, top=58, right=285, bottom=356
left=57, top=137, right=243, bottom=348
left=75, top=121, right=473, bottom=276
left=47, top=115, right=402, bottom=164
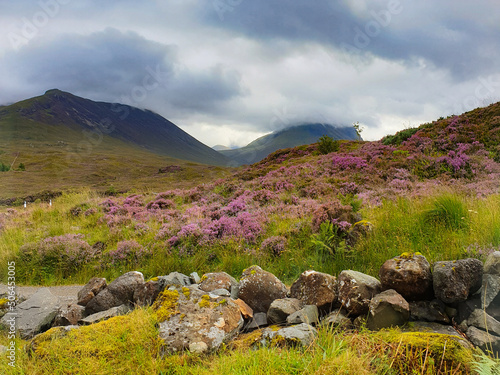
left=146, top=198, right=175, bottom=210
left=331, top=155, right=368, bottom=170
left=311, top=200, right=356, bottom=232
left=123, top=194, right=144, bottom=207
left=107, top=240, right=148, bottom=265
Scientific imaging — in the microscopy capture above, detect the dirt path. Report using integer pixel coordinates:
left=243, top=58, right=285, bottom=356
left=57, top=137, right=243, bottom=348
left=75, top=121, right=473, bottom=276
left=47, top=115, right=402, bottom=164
left=0, top=284, right=83, bottom=305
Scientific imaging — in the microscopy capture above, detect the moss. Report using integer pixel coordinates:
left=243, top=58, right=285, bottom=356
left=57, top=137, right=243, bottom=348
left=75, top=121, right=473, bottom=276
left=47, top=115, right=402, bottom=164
left=152, top=289, right=180, bottom=322
left=229, top=330, right=264, bottom=350
left=199, top=294, right=211, bottom=308
left=214, top=299, right=227, bottom=308
left=182, top=287, right=191, bottom=299
left=200, top=274, right=208, bottom=282
left=0, top=298, right=8, bottom=309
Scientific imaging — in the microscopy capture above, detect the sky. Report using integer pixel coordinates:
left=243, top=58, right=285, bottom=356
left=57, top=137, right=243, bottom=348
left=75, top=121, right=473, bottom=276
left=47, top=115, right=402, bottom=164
left=1, top=1, right=500, bottom=147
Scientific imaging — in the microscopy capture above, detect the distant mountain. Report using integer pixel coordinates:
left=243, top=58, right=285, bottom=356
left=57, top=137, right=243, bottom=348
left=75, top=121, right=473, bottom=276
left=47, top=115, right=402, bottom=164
left=0, top=89, right=229, bottom=166
left=219, top=123, right=358, bottom=166
left=212, top=145, right=232, bottom=151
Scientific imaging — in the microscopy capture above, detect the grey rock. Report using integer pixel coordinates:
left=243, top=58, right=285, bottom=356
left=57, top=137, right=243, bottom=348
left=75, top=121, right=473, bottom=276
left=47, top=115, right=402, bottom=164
left=338, top=270, right=381, bottom=316
left=482, top=274, right=500, bottom=310
left=468, top=309, right=500, bottom=337
left=287, top=305, right=319, bottom=325
left=262, top=323, right=317, bottom=347
left=159, top=272, right=191, bottom=287
left=210, top=288, right=231, bottom=297
left=466, top=326, right=500, bottom=355
left=485, top=251, right=500, bottom=276
left=290, top=270, right=337, bottom=313
left=133, top=279, right=163, bottom=307
left=433, top=259, right=483, bottom=304
left=85, top=271, right=144, bottom=315
left=77, top=277, right=107, bottom=306
left=189, top=272, right=201, bottom=284
left=79, top=304, right=130, bottom=325
left=457, top=293, right=482, bottom=324
left=366, top=289, right=409, bottom=331
left=244, top=312, right=268, bottom=331
left=321, top=308, right=353, bottom=330
left=189, top=341, right=209, bottom=354
left=267, top=298, right=302, bottom=324
left=53, top=303, right=85, bottom=326
left=409, top=300, right=450, bottom=324
left=238, top=266, right=288, bottom=313
left=1, top=288, right=60, bottom=339
left=199, top=272, right=238, bottom=294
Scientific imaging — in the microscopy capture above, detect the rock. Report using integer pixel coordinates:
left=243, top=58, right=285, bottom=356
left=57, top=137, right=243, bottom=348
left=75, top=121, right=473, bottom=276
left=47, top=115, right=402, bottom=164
left=366, top=290, right=409, bottom=330
left=153, top=285, right=243, bottom=353
left=485, top=251, right=500, bottom=275
left=321, top=308, right=353, bottom=330
left=287, top=305, right=319, bottom=325
left=379, top=253, right=433, bottom=300
left=158, top=272, right=191, bottom=287
left=468, top=309, right=500, bottom=337
left=189, top=341, right=209, bottom=354
left=433, top=259, right=483, bottom=304
left=79, top=305, right=130, bottom=325
left=409, top=300, right=450, bottom=324
left=238, top=266, right=288, bottom=313
left=244, top=312, right=268, bottom=331
left=53, top=303, right=85, bottom=326
left=262, top=323, right=317, bottom=347
left=1, top=288, right=60, bottom=339
left=457, top=293, right=482, bottom=324
left=199, top=272, right=239, bottom=297
left=337, top=270, right=381, bottom=316
left=482, top=274, right=500, bottom=310
left=267, top=298, right=302, bottom=324
left=77, top=277, right=107, bottom=306
left=133, top=279, right=163, bottom=307
left=85, top=271, right=144, bottom=315
left=466, top=326, right=500, bottom=355
left=210, top=288, right=231, bottom=297
left=189, top=272, right=201, bottom=284
left=233, top=299, right=253, bottom=319
left=290, top=270, right=337, bottom=313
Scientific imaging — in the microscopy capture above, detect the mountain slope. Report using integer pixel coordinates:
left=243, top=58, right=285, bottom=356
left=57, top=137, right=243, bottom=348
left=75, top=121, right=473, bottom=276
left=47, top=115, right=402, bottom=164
left=1, top=89, right=229, bottom=166
left=219, top=123, right=358, bottom=166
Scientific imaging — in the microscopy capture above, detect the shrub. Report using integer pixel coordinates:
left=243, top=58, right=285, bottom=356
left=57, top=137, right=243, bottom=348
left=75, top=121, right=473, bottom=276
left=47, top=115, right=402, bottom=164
left=423, top=195, right=469, bottom=230
left=382, top=127, right=419, bottom=146
left=318, top=135, right=340, bottom=155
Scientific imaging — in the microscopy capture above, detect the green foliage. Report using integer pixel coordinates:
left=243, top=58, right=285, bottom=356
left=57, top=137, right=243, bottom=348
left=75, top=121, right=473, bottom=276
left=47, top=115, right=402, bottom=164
left=471, top=351, right=500, bottom=375
left=0, top=162, right=10, bottom=172
left=18, top=162, right=25, bottom=171
left=318, top=134, right=340, bottom=155
left=423, top=195, right=469, bottom=230
left=310, top=221, right=348, bottom=258
left=382, top=127, right=419, bottom=146
left=352, top=121, right=364, bottom=140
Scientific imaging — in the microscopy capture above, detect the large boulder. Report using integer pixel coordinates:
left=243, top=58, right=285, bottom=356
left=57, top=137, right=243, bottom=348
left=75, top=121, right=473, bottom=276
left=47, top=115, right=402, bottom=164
left=379, top=253, right=433, bottom=300
left=466, top=326, right=500, bottom=356
left=85, top=271, right=144, bottom=315
left=467, top=309, right=500, bottom=337
left=1, top=288, right=60, bottom=339
left=337, top=270, right=381, bottom=316
left=366, top=289, right=409, bottom=331
left=199, top=272, right=239, bottom=299
left=290, top=270, right=337, bottom=313
left=133, top=279, right=163, bottom=307
left=153, top=285, right=243, bottom=353
left=238, top=266, right=288, bottom=313
left=433, top=259, right=483, bottom=304
left=77, top=277, right=107, bottom=306
left=267, top=298, right=302, bottom=324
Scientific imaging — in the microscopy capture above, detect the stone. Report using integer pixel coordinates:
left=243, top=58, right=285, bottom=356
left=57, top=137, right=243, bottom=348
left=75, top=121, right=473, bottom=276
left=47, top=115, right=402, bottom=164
left=290, top=270, right=337, bottom=313
left=433, top=259, right=483, bottom=304
left=158, top=272, right=191, bottom=287
left=189, top=272, right=201, bottom=284
left=337, top=270, right=381, bottom=316
left=267, top=298, right=302, bottom=324
left=366, top=289, right=410, bottom=331
left=409, top=300, right=450, bottom=324
left=153, top=285, right=243, bottom=353
left=1, top=288, right=60, bottom=339
left=262, top=323, right=317, bottom=347
left=457, top=293, right=482, bottom=324
left=238, top=266, right=288, bottom=313
left=468, top=309, right=500, bottom=337
left=379, top=253, right=433, bottom=300
left=484, top=251, right=500, bottom=275
left=133, top=279, right=163, bottom=307
left=321, top=308, right=353, bottom=330
left=85, top=271, right=144, bottom=315
left=233, top=298, right=253, bottom=319
left=77, top=277, right=107, bottom=306
left=79, top=305, right=130, bottom=325
left=482, top=274, right=500, bottom=310
left=466, top=326, right=500, bottom=355
left=189, top=341, right=209, bottom=354
left=287, top=305, right=319, bottom=325
left=244, top=312, right=268, bottom=331
left=199, top=272, right=238, bottom=297
left=53, top=303, right=85, bottom=326
left=210, top=288, right=231, bottom=297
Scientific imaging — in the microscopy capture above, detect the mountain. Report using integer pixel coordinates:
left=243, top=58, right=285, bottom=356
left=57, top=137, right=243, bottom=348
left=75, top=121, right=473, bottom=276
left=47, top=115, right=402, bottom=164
left=212, top=145, right=232, bottom=151
left=219, top=123, right=358, bottom=166
left=1, top=89, right=229, bottom=166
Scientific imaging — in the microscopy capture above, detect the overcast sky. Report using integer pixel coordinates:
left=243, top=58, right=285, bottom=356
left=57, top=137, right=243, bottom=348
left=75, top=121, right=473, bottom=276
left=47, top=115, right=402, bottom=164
left=1, top=1, right=500, bottom=147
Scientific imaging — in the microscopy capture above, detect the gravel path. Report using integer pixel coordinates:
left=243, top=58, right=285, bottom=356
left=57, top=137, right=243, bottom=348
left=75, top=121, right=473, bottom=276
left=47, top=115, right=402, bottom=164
left=0, top=284, right=83, bottom=305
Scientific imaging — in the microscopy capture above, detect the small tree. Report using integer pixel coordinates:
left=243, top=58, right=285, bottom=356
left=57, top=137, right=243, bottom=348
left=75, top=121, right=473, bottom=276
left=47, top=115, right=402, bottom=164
left=318, top=134, right=340, bottom=155
left=353, top=121, right=364, bottom=141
